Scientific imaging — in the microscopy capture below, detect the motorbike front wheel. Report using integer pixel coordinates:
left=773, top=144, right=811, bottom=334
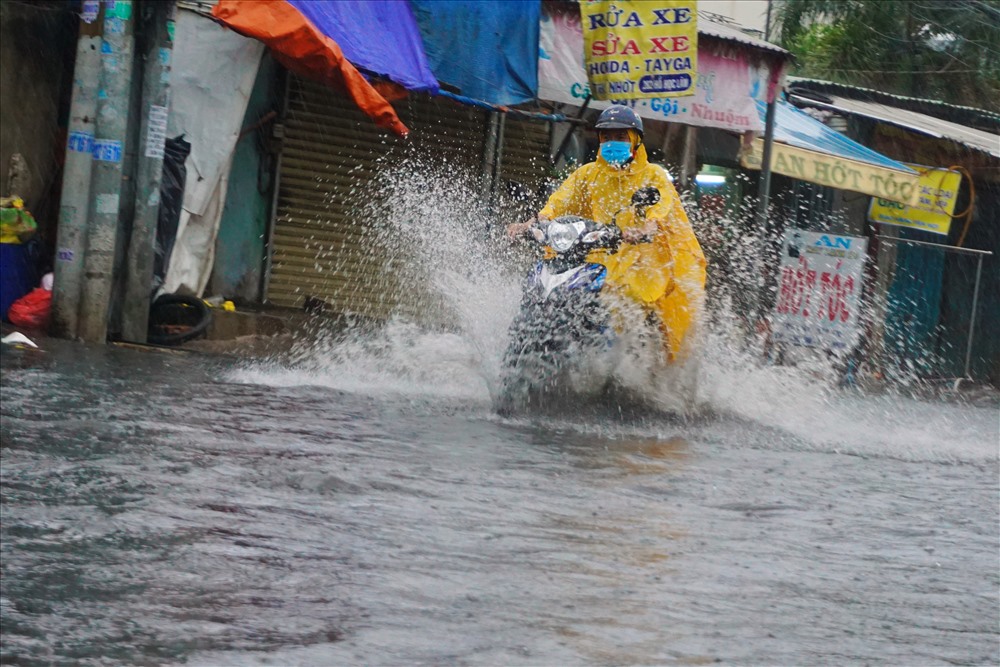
left=495, top=300, right=612, bottom=415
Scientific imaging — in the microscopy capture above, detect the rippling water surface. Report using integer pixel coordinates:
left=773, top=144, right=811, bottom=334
left=2, top=332, right=997, bottom=667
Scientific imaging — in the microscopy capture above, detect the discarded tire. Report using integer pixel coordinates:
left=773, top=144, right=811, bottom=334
left=147, top=294, right=212, bottom=346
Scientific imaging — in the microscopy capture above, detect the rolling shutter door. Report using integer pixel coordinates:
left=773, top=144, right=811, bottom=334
left=268, top=76, right=488, bottom=318
left=498, top=116, right=552, bottom=208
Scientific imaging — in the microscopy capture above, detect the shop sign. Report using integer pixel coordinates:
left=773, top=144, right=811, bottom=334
left=867, top=164, right=961, bottom=236
left=772, top=230, right=868, bottom=351
left=540, top=5, right=761, bottom=132
left=741, top=138, right=920, bottom=205
left=580, top=0, right=697, bottom=101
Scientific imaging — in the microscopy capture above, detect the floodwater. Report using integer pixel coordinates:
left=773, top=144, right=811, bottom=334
left=2, top=327, right=997, bottom=666
left=2, top=168, right=999, bottom=665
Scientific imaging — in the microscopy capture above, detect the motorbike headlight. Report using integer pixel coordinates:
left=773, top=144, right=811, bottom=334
left=547, top=222, right=579, bottom=253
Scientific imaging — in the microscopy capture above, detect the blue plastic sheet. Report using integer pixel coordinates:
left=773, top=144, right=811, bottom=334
left=287, top=0, right=438, bottom=93
left=409, top=0, right=539, bottom=106
left=762, top=100, right=916, bottom=173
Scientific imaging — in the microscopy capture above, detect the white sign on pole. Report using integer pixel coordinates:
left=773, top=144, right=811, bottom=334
left=771, top=230, right=868, bottom=351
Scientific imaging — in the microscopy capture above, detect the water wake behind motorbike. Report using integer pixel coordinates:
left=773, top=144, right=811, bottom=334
left=496, top=188, right=672, bottom=416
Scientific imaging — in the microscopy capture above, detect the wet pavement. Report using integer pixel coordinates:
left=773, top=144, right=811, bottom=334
left=1, top=336, right=998, bottom=666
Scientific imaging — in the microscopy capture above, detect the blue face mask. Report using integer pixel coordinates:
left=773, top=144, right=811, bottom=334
left=600, top=140, right=633, bottom=166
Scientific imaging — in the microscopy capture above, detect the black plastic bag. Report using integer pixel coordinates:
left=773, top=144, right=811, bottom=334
left=153, top=135, right=191, bottom=292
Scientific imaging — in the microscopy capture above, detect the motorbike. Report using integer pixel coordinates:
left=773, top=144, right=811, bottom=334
left=496, top=187, right=665, bottom=414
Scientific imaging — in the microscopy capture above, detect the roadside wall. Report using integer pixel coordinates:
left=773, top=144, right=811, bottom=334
left=209, top=54, right=281, bottom=303
left=0, top=1, right=76, bottom=238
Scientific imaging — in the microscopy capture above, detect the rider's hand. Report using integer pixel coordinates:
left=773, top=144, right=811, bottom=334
left=622, top=219, right=659, bottom=243
left=506, top=221, right=533, bottom=241
left=622, top=228, right=648, bottom=243
left=507, top=215, right=548, bottom=242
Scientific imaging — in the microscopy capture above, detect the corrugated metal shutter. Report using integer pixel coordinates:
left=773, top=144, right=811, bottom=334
left=267, top=76, right=488, bottom=318
left=498, top=116, right=552, bottom=207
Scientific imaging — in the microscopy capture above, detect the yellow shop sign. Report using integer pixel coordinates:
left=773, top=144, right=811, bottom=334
left=867, top=164, right=962, bottom=236
left=581, top=0, right=697, bottom=101
left=741, top=138, right=920, bottom=206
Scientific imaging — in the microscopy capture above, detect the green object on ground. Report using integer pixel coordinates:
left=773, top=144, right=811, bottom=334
left=0, top=199, right=38, bottom=244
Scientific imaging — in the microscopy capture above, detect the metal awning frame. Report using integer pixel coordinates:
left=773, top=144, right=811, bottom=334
left=788, top=94, right=1000, bottom=160
left=875, top=235, right=993, bottom=380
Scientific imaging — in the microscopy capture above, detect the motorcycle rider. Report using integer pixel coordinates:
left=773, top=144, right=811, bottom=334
left=506, top=105, right=706, bottom=361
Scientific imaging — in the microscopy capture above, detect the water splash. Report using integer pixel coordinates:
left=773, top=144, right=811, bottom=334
left=235, top=319, right=487, bottom=403
left=229, top=161, right=997, bottom=464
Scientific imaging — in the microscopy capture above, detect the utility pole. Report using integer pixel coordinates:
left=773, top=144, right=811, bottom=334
left=480, top=112, right=500, bottom=211
left=678, top=125, right=698, bottom=192
left=122, top=0, right=175, bottom=342
left=51, top=1, right=104, bottom=339
left=755, top=95, right=777, bottom=321
left=868, top=225, right=898, bottom=382
left=765, top=0, right=773, bottom=42
left=78, top=0, right=136, bottom=343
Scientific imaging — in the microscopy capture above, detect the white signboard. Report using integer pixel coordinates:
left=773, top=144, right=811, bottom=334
left=772, top=230, right=868, bottom=351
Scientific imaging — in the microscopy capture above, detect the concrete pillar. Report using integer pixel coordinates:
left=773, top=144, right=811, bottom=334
left=51, top=1, right=104, bottom=339
left=122, top=1, right=175, bottom=342
left=78, top=0, right=135, bottom=343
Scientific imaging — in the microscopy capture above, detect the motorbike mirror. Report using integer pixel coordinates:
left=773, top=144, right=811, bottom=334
left=631, top=187, right=660, bottom=208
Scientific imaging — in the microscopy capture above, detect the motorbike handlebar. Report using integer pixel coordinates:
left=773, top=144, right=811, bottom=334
left=515, top=217, right=645, bottom=254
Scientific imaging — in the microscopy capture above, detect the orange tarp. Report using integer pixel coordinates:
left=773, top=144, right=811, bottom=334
left=212, top=0, right=409, bottom=137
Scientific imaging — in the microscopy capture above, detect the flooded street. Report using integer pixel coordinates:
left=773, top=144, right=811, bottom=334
left=2, top=0, right=998, bottom=663
left=2, top=333, right=997, bottom=666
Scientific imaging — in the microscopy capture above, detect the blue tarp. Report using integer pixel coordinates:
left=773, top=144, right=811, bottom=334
left=408, top=0, right=539, bottom=106
left=761, top=100, right=917, bottom=173
left=287, top=0, right=438, bottom=93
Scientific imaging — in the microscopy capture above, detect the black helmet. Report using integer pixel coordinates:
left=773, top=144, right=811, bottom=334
left=595, top=105, right=643, bottom=137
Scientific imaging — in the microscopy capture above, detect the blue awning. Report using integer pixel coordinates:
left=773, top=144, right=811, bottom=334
left=408, top=0, right=539, bottom=106
left=287, top=0, right=439, bottom=93
left=744, top=100, right=921, bottom=204
left=761, top=100, right=917, bottom=174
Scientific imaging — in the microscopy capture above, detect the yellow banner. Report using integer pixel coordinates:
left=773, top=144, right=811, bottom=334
left=867, top=164, right=962, bottom=236
left=741, top=138, right=921, bottom=206
left=581, top=0, right=697, bottom=101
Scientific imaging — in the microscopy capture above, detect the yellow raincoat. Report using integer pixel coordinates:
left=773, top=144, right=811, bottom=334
left=539, top=144, right=706, bottom=360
